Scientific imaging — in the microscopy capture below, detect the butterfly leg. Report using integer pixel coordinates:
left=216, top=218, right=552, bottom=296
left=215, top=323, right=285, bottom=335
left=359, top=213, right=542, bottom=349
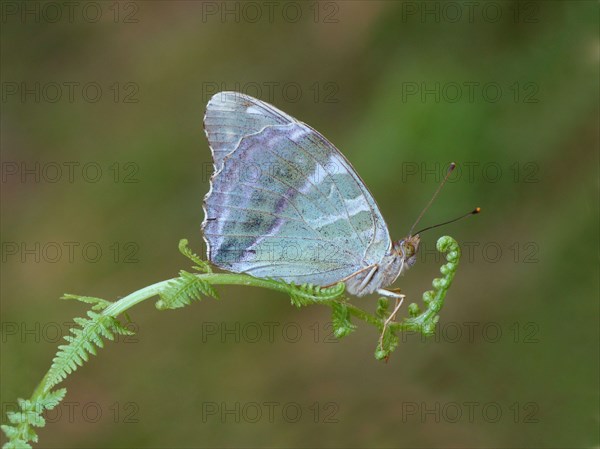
left=376, top=288, right=404, bottom=299
left=383, top=295, right=404, bottom=328
left=382, top=295, right=404, bottom=334
left=378, top=292, right=405, bottom=360
left=358, top=266, right=379, bottom=291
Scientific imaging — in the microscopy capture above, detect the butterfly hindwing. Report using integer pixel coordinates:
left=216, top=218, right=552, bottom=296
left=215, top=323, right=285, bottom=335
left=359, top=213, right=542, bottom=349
left=202, top=93, right=391, bottom=286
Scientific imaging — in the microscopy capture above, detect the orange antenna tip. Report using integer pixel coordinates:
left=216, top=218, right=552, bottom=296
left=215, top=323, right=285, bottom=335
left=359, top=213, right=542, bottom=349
left=473, top=207, right=481, bottom=214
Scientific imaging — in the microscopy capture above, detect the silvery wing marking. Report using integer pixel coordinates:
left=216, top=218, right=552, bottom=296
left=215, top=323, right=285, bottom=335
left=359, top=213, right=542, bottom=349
left=202, top=92, right=392, bottom=288
left=204, top=91, right=296, bottom=171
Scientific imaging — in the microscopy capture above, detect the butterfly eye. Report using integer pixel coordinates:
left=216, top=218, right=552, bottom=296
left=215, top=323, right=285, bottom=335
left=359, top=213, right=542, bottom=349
left=394, top=240, right=413, bottom=259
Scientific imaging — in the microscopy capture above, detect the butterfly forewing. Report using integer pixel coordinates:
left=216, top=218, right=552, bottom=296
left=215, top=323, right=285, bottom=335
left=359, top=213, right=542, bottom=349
left=203, top=92, right=391, bottom=286
left=203, top=91, right=296, bottom=171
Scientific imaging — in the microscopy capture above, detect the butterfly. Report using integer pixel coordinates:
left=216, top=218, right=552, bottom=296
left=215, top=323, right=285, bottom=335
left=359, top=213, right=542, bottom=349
left=202, top=92, right=426, bottom=299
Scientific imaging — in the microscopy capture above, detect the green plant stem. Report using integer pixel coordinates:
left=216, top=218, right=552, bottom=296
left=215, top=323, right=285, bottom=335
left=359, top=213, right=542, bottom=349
left=340, top=302, right=382, bottom=328
left=106, top=273, right=329, bottom=315
left=28, top=273, right=348, bottom=398
left=101, top=280, right=170, bottom=316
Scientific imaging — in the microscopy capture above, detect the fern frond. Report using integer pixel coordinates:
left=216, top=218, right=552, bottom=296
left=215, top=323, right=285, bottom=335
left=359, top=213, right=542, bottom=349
left=399, top=236, right=461, bottom=337
left=287, top=282, right=345, bottom=307
left=45, top=312, right=134, bottom=389
left=37, top=388, right=67, bottom=409
left=1, top=388, right=66, bottom=449
left=375, top=325, right=400, bottom=361
left=60, top=294, right=111, bottom=311
left=178, top=239, right=212, bottom=273
left=375, top=297, right=390, bottom=320
left=2, top=235, right=465, bottom=447
left=330, top=302, right=356, bottom=338
left=155, top=270, right=218, bottom=310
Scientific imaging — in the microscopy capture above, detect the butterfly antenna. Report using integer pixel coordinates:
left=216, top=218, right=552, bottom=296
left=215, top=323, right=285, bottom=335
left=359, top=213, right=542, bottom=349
left=414, top=207, right=481, bottom=235
left=408, top=162, right=456, bottom=236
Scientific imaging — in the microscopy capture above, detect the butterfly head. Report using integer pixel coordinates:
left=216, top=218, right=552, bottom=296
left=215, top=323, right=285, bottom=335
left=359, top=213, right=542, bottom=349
left=394, top=234, right=421, bottom=269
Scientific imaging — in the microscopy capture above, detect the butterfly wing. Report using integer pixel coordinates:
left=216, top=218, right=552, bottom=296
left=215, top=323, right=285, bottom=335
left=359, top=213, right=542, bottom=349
left=203, top=92, right=391, bottom=285
left=204, top=91, right=296, bottom=171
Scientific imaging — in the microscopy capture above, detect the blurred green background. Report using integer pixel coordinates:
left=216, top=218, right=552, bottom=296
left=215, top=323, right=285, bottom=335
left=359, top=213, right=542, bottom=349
left=1, top=1, right=598, bottom=447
